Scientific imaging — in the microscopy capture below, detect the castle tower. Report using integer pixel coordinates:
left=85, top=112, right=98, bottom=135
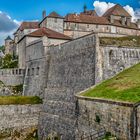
left=40, top=11, right=64, bottom=33
left=5, top=36, right=13, bottom=54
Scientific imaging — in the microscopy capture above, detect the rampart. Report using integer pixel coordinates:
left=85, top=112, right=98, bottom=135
left=76, top=93, right=140, bottom=140
left=0, top=68, right=25, bottom=86
left=0, top=104, right=41, bottom=140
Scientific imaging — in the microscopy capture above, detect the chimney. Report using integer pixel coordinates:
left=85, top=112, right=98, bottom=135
left=121, top=16, right=126, bottom=26
left=126, top=17, right=131, bottom=26
left=42, top=10, right=46, bottom=19
left=137, top=19, right=140, bottom=28
left=110, top=15, right=114, bottom=24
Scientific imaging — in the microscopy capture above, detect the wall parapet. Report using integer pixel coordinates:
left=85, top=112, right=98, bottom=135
left=0, top=68, right=25, bottom=76
left=0, top=69, right=25, bottom=86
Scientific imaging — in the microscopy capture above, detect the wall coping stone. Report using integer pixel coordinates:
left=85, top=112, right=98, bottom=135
left=75, top=85, right=136, bottom=107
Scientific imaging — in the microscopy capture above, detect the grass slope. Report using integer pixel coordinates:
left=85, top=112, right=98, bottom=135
left=83, top=63, right=140, bottom=103
left=0, top=96, right=42, bottom=105
left=100, top=36, right=140, bottom=47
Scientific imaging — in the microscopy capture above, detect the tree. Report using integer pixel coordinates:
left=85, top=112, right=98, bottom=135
left=1, top=54, right=18, bottom=69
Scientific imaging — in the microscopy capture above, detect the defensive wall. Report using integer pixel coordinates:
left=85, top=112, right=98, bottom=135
left=0, top=68, right=25, bottom=86
left=18, top=33, right=140, bottom=139
left=76, top=92, right=140, bottom=140
left=0, top=33, right=140, bottom=139
left=0, top=104, right=41, bottom=140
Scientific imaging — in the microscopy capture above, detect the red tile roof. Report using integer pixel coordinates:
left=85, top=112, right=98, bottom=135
left=28, top=27, right=72, bottom=40
left=65, top=13, right=138, bottom=29
left=81, top=10, right=98, bottom=16
left=48, top=11, right=64, bottom=18
left=103, top=4, right=131, bottom=17
left=19, top=22, right=39, bottom=31
left=65, top=14, right=109, bottom=25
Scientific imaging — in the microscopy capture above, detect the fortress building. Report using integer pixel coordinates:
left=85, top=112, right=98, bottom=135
left=1, top=4, right=140, bottom=140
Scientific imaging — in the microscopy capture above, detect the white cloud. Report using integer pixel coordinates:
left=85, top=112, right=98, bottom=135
left=93, top=1, right=140, bottom=22
left=0, top=11, right=20, bottom=45
left=93, top=1, right=115, bottom=16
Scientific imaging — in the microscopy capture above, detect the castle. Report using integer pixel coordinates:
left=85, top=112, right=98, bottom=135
left=5, top=4, right=140, bottom=66
left=1, top=4, right=140, bottom=140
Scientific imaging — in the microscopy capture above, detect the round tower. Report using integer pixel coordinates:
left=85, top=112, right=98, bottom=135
left=5, top=36, right=12, bottom=54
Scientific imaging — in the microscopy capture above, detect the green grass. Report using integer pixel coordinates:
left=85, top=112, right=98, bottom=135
left=100, top=36, right=140, bottom=47
left=0, top=96, right=42, bottom=105
left=83, top=63, right=140, bottom=103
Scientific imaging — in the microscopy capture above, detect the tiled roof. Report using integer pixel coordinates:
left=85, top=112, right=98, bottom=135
left=81, top=10, right=98, bottom=16
left=65, top=13, right=138, bottom=29
left=65, top=14, right=109, bottom=24
left=103, top=4, right=131, bottom=17
left=28, top=27, right=72, bottom=40
left=48, top=11, right=64, bottom=18
left=19, top=22, right=39, bottom=31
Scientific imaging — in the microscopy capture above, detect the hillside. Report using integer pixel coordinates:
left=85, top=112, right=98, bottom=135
left=100, top=36, right=140, bottom=47
left=82, top=63, right=140, bottom=103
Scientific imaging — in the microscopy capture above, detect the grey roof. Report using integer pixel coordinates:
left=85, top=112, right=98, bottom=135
left=5, top=36, right=12, bottom=40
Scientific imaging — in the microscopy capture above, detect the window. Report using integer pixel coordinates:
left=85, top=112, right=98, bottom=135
left=16, top=69, right=18, bottom=75
left=54, top=18, right=57, bottom=23
left=36, top=67, right=40, bottom=75
left=32, top=68, right=34, bottom=76
left=96, top=25, right=98, bottom=28
left=19, top=69, right=22, bottom=75
left=87, top=24, right=89, bottom=28
left=28, top=69, right=30, bottom=76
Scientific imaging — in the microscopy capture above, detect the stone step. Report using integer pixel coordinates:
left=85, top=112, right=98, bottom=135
left=44, top=88, right=76, bottom=102
left=42, top=100, right=76, bottom=118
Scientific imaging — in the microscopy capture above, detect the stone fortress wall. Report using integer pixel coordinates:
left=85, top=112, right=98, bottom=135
left=37, top=33, right=140, bottom=139
left=0, top=104, right=41, bottom=140
left=38, top=34, right=97, bottom=140
left=0, top=68, right=25, bottom=86
left=76, top=95, right=140, bottom=140
left=0, top=33, right=140, bottom=139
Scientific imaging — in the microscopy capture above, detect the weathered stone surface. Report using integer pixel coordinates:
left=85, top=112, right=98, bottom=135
left=0, top=104, right=41, bottom=140
left=38, top=34, right=97, bottom=140
left=76, top=96, right=140, bottom=140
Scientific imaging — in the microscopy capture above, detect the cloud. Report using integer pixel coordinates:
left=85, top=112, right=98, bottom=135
left=0, top=11, right=20, bottom=45
left=93, top=1, right=115, bottom=16
left=93, top=1, right=140, bottom=22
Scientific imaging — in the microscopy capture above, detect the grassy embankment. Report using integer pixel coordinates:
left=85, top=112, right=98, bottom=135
left=100, top=36, right=140, bottom=47
left=83, top=63, right=140, bottom=103
left=0, top=96, right=42, bottom=105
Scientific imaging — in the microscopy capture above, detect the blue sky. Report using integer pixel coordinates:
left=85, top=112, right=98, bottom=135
left=0, top=0, right=139, bottom=21
left=0, top=0, right=140, bottom=45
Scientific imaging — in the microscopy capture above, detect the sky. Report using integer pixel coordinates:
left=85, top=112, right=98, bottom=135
left=0, top=0, right=140, bottom=45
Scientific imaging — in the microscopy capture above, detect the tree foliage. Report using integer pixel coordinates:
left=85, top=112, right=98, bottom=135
left=1, top=54, right=18, bottom=69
